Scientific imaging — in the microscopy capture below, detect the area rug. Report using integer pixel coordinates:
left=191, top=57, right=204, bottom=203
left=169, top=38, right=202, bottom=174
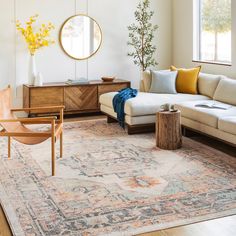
left=0, top=120, right=236, bottom=236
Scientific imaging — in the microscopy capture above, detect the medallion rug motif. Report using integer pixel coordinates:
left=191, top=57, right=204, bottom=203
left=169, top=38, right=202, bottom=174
left=0, top=120, right=236, bottom=236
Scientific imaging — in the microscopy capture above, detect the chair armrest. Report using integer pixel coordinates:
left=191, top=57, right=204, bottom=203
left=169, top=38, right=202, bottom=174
left=0, top=117, right=57, bottom=123
left=11, top=106, right=65, bottom=112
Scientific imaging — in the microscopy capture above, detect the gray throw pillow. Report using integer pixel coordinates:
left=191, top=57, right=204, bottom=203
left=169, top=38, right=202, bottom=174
left=149, top=70, right=178, bottom=94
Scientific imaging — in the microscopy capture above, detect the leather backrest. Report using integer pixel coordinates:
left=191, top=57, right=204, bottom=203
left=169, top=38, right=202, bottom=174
left=0, top=87, right=20, bottom=132
left=0, top=87, right=12, bottom=119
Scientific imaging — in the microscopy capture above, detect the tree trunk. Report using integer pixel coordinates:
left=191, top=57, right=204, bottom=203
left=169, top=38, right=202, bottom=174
left=214, top=31, right=218, bottom=61
left=156, top=111, right=182, bottom=150
left=141, top=33, right=145, bottom=71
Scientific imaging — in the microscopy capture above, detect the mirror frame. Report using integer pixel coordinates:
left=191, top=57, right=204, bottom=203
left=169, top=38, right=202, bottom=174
left=59, top=14, right=103, bottom=60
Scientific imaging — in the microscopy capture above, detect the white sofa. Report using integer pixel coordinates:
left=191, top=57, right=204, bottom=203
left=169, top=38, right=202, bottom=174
left=99, top=72, right=236, bottom=146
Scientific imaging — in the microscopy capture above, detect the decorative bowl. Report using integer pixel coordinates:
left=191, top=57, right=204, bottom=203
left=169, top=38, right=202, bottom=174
left=101, top=76, right=116, bottom=82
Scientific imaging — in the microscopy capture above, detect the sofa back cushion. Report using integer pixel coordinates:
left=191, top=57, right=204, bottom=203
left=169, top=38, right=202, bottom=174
left=198, top=73, right=221, bottom=98
left=213, top=77, right=236, bottom=105
left=149, top=70, right=178, bottom=94
left=170, top=65, right=201, bottom=94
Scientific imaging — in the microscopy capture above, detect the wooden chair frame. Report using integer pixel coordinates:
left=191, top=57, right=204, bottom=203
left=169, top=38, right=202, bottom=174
left=0, top=105, right=64, bottom=176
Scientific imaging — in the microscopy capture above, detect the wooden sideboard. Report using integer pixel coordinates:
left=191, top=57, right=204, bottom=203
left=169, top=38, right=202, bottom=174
left=23, top=79, right=130, bottom=116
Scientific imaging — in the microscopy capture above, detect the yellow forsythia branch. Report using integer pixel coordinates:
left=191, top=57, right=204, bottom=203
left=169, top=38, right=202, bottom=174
left=16, top=15, right=55, bottom=55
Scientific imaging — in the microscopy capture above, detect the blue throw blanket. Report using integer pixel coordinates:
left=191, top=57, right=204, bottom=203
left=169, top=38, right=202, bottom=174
left=113, top=88, right=138, bottom=128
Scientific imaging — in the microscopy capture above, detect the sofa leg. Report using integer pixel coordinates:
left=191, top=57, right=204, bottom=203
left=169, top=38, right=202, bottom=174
left=127, top=125, right=135, bottom=135
left=127, top=124, right=155, bottom=135
left=182, top=127, right=195, bottom=137
left=107, top=116, right=117, bottom=124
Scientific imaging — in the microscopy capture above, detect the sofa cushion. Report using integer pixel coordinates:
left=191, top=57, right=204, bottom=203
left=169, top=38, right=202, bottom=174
left=218, top=117, right=236, bottom=135
left=198, top=73, right=221, bottom=98
left=171, top=65, right=201, bottom=94
left=100, top=92, right=210, bottom=117
left=175, top=100, right=236, bottom=128
left=100, top=104, right=156, bottom=125
left=149, top=70, right=178, bottom=94
left=213, top=77, right=236, bottom=106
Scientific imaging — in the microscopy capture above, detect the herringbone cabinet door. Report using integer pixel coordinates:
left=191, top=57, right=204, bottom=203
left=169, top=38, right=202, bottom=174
left=65, top=86, right=98, bottom=111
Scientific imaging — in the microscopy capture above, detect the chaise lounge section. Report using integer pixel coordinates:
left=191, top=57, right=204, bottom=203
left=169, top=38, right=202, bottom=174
left=175, top=77, right=236, bottom=146
left=100, top=92, right=210, bottom=133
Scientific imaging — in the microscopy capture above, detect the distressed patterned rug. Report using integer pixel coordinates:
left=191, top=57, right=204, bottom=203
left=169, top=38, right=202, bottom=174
left=0, top=120, right=236, bottom=236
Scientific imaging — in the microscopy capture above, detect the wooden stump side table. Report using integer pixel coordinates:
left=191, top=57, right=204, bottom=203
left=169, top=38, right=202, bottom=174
left=156, top=111, right=182, bottom=150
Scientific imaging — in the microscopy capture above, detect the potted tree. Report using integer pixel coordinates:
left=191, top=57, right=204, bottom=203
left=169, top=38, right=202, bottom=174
left=127, top=0, right=158, bottom=85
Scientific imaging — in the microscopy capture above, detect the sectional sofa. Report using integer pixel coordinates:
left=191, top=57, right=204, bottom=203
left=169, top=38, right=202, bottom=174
left=99, top=72, right=236, bottom=146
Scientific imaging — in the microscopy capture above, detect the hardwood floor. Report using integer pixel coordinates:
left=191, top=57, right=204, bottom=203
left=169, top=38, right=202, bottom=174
left=0, top=206, right=12, bottom=236
left=139, top=215, right=236, bottom=236
left=0, top=116, right=235, bottom=236
left=64, top=113, right=106, bottom=122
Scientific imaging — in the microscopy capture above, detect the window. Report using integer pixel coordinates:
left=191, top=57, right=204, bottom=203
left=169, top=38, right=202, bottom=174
left=193, top=0, right=232, bottom=64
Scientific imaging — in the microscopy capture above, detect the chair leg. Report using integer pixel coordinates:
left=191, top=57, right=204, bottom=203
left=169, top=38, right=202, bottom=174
left=60, top=132, right=63, bottom=158
left=51, top=136, right=55, bottom=176
left=51, top=119, right=56, bottom=176
left=8, top=137, right=11, bottom=159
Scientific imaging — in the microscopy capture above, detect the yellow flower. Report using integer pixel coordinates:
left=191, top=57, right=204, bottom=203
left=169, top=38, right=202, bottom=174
left=16, top=15, right=55, bottom=55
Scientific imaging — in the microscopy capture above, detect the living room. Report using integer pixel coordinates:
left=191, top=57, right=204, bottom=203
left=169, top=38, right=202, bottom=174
left=0, top=0, right=236, bottom=235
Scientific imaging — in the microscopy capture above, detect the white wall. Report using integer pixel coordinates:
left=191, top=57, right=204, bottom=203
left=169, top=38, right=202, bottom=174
left=0, top=0, right=172, bottom=106
left=172, top=0, right=236, bottom=79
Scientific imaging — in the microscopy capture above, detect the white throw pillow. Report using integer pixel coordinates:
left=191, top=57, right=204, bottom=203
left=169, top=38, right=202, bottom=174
left=198, top=73, right=221, bottom=98
left=149, top=70, right=178, bottom=94
left=213, top=77, right=236, bottom=105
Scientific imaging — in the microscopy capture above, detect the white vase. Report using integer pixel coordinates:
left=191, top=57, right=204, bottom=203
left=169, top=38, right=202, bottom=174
left=140, top=69, right=152, bottom=92
left=140, top=70, right=146, bottom=80
left=140, top=70, right=149, bottom=91
left=28, top=54, right=37, bottom=85
left=34, top=72, right=43, bottom=86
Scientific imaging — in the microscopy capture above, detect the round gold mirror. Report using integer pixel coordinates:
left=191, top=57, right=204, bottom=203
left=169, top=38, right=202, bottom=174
left=60, top=15, right=102, bottom=60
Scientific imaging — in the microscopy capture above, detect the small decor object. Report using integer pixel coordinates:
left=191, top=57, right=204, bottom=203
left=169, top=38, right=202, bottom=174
left=101, top=76, right=116, bottom=82
left=65, top=78, right=89, bottom=85
left=16, top=15, right=55, bottom=85
left=160, top=103, right=178, bottom=112
left=127, top=0, right=158, bottom=72
left=34, top=72, right=43, bottom=86
left=195, top=101, right=232, bottom=110
left=160, top=103, right=171, bottom=112
left=156, top=110, right=182, bottom=150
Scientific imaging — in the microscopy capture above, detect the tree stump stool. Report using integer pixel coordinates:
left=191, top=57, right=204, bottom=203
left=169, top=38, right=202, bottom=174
left=156, top=111, right=182, bottom=150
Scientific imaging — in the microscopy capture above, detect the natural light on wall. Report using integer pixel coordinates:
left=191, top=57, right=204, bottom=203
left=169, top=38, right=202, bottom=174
left=193, top=0, right=232, bottom=64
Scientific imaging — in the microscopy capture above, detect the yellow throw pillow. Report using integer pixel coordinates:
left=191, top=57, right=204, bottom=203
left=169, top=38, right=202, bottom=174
left=170, top=65, right=201, bottom=94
